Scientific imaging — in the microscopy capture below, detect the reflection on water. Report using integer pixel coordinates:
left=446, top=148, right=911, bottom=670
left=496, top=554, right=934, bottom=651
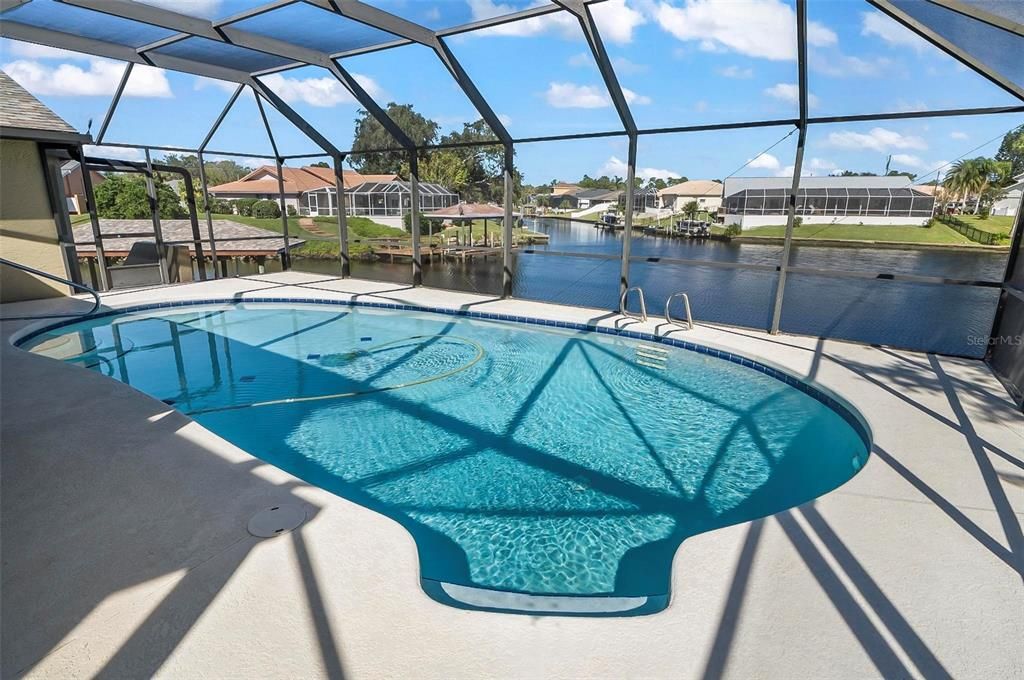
left=240, top=218, right=1008, bottom=357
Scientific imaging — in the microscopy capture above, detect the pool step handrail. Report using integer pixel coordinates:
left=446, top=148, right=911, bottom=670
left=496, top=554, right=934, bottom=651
left=665, top=292, right=694, bottom=331
left=0, top=257, right=102, bottom=321
left=620, top=286, right=648, bottom=322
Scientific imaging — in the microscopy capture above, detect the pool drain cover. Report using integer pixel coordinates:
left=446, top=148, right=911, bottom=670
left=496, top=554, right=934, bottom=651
left=247, top=504, right=306, bottom=538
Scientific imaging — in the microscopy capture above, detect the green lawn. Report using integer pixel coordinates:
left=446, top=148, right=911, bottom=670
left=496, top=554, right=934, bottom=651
left=949, top=214, right=1015, bottom=236
left=70, top=213, right=92, bottom=224
left=739, top=222, right=976, bottom=245
left=211, top=213, right=406, bottom=257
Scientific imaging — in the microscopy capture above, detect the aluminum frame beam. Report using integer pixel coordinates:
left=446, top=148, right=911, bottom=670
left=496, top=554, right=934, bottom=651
left=556, top=0, right=635, bottom=135
left=502, top=144, right=514, bottom=297
left=770, top=0, right=809, bottom=335
left=95, top=62, right=132, bottom=145
left=0, top=21, right=254, bottom=83
left=408, top=151, right=422, bottom=286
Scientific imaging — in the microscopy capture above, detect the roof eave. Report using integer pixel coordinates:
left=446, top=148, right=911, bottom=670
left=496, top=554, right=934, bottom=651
left=1, top=126, right=92, bottom=145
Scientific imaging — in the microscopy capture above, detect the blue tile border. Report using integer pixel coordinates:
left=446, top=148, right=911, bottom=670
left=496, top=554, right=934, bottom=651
left=16, top=295, right=872, bottom=449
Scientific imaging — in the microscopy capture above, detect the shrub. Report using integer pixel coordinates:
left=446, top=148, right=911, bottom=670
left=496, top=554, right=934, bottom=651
left=979, top=205, right=991, bottom=219
left=287, top=205, right=298, bottom=217
left=925, top=218, right=936, bottom=228
left=724, top=224, right=742, bottom=237
left=793, top=216, right=803, bottom=228
left=234, top=198, right=258, bottom=216
left=205, top=197, right=232, bottom=214
left=252, top=199, right=282, bottom=219
left=94, top=173, right=184, bottom=219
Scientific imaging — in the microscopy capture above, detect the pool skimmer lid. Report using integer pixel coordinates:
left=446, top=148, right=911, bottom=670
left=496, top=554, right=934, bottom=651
left=247, top=504, right=306, bottom=538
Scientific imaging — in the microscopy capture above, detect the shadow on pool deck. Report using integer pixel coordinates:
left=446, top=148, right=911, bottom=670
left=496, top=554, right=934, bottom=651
left=3, top=292, right=1020, bottom=677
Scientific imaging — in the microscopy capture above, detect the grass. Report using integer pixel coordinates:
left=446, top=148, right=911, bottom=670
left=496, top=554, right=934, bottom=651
left=71, top=213, right=92, bottom=225
left=211, top=213, right=406, bottom=257
left=948, top=214, right=1014, bottom=236
left=738, top=222, right=976, bottom=245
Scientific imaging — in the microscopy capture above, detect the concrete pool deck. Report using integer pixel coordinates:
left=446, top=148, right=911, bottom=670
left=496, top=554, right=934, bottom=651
left=2, top=271, right=1022, bottom=679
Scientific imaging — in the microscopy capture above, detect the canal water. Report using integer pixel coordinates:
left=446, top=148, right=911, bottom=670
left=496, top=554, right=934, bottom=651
left=265, top=218, right=1008, bottom=358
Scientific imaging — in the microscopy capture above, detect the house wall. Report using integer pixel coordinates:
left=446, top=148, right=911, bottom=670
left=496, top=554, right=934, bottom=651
left=724, top=213, right=931, bottom=229
left=992, top=189, right=1021, bottom=217
left=664, top=195, right=723, bottom=212
left=0, top=138, right=67, bottom=302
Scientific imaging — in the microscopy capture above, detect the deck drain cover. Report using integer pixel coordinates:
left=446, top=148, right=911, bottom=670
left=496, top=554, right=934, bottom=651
left=247, top=504, right=306, bottom=538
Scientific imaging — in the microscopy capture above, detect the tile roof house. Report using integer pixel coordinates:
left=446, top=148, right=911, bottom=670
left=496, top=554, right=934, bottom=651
left=208, top=165, right=398, bottom=212
left=657, top=180, right=724, bottom=212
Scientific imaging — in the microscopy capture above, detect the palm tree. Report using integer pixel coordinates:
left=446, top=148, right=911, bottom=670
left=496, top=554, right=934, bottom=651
left=944, top=158, right=987, bottom=213
left=683, top=199, right=700, bottom=221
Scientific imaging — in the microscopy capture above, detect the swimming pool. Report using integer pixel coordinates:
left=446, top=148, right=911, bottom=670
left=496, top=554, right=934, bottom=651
left=20, top=301, right=870, bottom=616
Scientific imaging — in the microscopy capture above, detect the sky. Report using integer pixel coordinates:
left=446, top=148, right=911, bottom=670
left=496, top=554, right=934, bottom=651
left=1, top=0, right=1021, bottom=186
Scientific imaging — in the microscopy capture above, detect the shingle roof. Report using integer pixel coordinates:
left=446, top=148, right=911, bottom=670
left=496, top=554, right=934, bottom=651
left=72, top=219, right=302, bottom=255
left=658, top=180, right=722, bottom=197
left=0, top=69, right=80, bottom=137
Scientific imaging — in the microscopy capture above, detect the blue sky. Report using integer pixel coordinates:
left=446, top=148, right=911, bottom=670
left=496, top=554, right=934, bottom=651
left=1, top=0, right=1021, bottom=185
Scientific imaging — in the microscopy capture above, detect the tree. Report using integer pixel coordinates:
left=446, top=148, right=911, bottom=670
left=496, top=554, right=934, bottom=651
left=437, top=120, right=514, bottom=202
left=310, top=161, right=330, bottom=168
left=995, top=125, right=1024, bottom=179
left=401, top=150, right=471, bottom=193
left=943, top=157, right=1004, bottom=213
left=886, top=170, right=917, bottom=181
left=682, top=200, right=700, bottom=221
left=350, top=103, right=439, bottom=174
left=94, top=173, right=184, bottom=219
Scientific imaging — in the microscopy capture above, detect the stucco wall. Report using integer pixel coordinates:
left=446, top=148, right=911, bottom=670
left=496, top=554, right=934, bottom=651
left=0, top=138, right=67, bottom=302
left=724, top=213, right=930, bottom=229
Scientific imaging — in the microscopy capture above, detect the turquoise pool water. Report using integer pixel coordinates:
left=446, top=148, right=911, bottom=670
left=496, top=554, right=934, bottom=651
left=23, top=303, right=869, bottom=616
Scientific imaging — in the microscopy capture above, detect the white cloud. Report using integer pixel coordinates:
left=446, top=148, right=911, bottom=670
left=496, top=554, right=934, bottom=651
left=774, top=165, right=813, bottom=178
left=861, top=11, right=931, bottom=53
left=469, top=0, right=642, bottom=43
left=135, top=0, right=221, bottom=13
left=890, top=154, right=949, bottom=174
left=194, top=76, right=239, bottom=94
left=591, top=0, right=646, bottom=44
left=826, top=127, right=928, bottom=152
left=3, top=42, right=89, bottom=61
left=545, top=82, right=609, bottom=108
left=544, top=81, right=651, bottom=108
left=2, top=58, right=171, bottom=97
left=718, top=65, right=753, bottom=79
left=613, top=57, right=648, bottom=75
left=259, top=72, right=382, bottom=107
left=808, top=157, right=838, bottom=173
left=600, top=155, right=681, bottom=181
left=950, top=131, right=969, bottom=140
left=811, top=51, right=893, bottom=78
left=623, top=87, right=651, bottom=105
left=568, top=52, right=592, bottom=67
left=763, top=82, right=819, bottom=107
left=83, top=145, right=145, bottom=161
left=498, top=113, right=512, bottom=126
left=654, top=0, right=835, bottom=61
left=748, top=152, right=781, bottom=170
left=424, top=6, right=442, bottom=22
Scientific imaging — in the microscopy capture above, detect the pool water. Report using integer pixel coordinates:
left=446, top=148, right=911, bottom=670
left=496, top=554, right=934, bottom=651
left=23, top=303, right=869, bottom=616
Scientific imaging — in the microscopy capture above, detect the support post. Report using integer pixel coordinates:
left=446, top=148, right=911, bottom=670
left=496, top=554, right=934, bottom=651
left=408, top=150, right=422, bottom=286
left=196, top=151, right=220, bottom=278
left=274, top=156, right=291, bottom=270
left=332, top=153, right=350, bottom=277
left=619, top=134, right=638, bottom=301
left=502, top=143, right=514, bottom=297
left=77, top=145, right=110, bottom=291
left=144, top=148, right=169, bottom=284
left=769, top=0, right=809, bottom=334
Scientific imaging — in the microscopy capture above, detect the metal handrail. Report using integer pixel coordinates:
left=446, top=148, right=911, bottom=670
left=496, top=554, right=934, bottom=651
left=0, top=257, right=102, bottom=322
left=620, top=286, right=648, bottom=322
left=665, top=292, right=694, bottom=330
